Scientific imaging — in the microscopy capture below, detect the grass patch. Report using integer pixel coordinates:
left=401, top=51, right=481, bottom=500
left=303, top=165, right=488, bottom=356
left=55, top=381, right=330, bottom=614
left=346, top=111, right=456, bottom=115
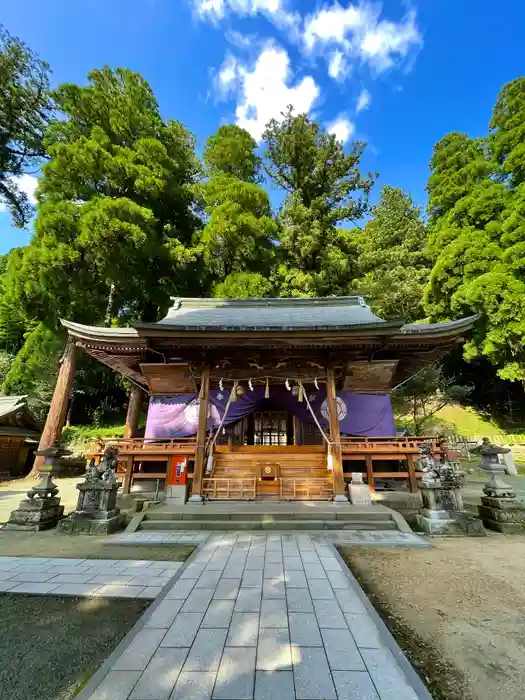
left=61, top=424, right=126, bottom=456
left=0, top=530, right=195, bottom=561
left=0, top=594, right=149, bottom=700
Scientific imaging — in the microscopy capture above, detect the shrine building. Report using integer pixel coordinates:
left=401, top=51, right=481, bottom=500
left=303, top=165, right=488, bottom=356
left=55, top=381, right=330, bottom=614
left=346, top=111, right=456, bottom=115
left=37, top=296, right=477, bottom=503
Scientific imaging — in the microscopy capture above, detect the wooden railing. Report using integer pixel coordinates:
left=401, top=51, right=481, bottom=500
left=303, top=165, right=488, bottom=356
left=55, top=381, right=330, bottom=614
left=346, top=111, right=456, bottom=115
left=88, top=437, right=197, bottom=455
left=280, top=478, right=333, bottom=500
left=203, top=477, right=257, bottom=500
left=340, top=436, right=445, bottom=493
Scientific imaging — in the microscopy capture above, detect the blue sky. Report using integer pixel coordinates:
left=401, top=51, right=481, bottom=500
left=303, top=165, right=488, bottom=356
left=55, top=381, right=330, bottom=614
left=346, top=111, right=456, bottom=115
left=1, top=0, right=525, bottom=254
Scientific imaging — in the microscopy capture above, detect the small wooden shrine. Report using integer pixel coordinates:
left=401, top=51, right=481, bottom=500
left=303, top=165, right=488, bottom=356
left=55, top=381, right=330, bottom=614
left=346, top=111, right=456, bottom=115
left=0, top=396, right=42, bottom=479
left=36, top=296, right=477, bottom=501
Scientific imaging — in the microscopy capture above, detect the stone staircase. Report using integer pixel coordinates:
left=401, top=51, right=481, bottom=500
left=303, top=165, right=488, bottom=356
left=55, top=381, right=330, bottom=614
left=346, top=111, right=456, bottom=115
left=132, top=503, right=403, bottom=532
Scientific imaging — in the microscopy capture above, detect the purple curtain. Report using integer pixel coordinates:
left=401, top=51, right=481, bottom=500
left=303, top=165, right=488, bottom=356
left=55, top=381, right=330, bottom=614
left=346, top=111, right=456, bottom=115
left=145, top=388, right=395, bottom=439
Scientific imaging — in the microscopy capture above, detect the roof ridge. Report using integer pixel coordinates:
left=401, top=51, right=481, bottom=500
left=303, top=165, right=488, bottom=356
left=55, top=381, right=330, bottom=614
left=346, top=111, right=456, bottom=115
left=169, top=296, right=367, bottom=308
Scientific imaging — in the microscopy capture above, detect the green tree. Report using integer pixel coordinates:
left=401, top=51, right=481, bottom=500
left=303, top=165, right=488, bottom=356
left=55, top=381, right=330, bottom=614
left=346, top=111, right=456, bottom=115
left=0, top=26, right=52, bottom=226
left=391, top=365, right=471, bottom=434
left=354, top=186, right=429, bottom=321
left=425, top=78, right=525, bottom=383
left=204, top=124, right=261, bottom=181
left=195, top=125, right=277, bottom=289
left=490, top=77, right=525, bottom=186
left=2, top=66, right=200, bottom=328
left=212, top=271, right=274, bottom=298
left=263, top=107, right=374, bottom=296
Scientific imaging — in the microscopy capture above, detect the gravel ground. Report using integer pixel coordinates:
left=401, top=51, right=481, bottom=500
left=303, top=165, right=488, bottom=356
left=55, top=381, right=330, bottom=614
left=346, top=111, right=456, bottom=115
left=340, top=534, right=525, bottom=700
left=0, top=530, right=195, bottom=561
left=0, top=594, right=149, bottom=700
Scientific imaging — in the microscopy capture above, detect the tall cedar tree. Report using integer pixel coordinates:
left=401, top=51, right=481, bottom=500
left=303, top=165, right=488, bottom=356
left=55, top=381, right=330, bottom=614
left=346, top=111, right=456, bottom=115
left=0, top=26, right=52, bottom=227
left=195, top=124, right=277, bottom=296
left=353, top=186, right=429, bottom=321
left=425, top=78, right=525, bottom=383
left=1, top=66, right=200, bottom=404
left=263, top=107, right=374, bottom=297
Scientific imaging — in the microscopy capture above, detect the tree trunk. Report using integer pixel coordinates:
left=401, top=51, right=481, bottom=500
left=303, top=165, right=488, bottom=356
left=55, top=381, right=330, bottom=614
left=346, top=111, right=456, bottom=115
left=104, top=282, right=116, bottom=326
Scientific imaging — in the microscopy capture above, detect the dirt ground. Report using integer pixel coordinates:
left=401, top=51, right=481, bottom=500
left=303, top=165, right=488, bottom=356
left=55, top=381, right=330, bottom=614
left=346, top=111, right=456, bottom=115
left=340, top=535, right=525, bottom=700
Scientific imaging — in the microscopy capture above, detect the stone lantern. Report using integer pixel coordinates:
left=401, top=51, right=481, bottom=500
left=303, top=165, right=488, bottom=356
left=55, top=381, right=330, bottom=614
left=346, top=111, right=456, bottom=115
left=6, top=443, right=67, bottom=531
left=471, top=437, right=525, bottom=532
left=59, top=445, right=124, bottom=534
left=415, top=444, right=484, bottom=535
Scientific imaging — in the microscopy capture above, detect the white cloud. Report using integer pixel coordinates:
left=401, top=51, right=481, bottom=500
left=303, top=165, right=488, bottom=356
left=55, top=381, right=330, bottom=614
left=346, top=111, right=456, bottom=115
left=194, top=0, right=298, bottom=28
left=304, top=2, right=422, bottom=74
left=0, top=174, right=38, bottom=213
left=328, top=50, right=347, bottom=81
left=221, top=44, right=319, bottom=141
left=216, top=54, right=241, bottom=98
left=327, top=114, right=355, bottom=143
left=356, top=88, right=371, bottom=112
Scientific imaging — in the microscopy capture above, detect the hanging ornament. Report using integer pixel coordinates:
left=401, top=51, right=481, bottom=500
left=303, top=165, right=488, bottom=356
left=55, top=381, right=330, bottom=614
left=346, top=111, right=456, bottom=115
left=298, top=381, right=304, bottom=402
left=285, top=378, right=291, bottom=391
left=248, top=378, right=254, bottom=392
left=265, top=377, right=270, bottom=399
left=219, top=378, right=224, bottom=391
left=314, top=377, right=319, bottom=390
left=236, top=383, right=245, bottom=396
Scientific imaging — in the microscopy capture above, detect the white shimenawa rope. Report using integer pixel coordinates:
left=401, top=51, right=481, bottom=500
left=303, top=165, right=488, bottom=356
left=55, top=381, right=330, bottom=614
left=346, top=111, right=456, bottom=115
left=300, top=381, right=336, bottom=472
left=206, top=381, right=238, bottom=473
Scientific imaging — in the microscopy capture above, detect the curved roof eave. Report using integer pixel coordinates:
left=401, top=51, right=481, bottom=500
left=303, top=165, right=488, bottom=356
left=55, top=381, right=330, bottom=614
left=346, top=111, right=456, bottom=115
left=60, top=319, right=145, bottom=345
left=396, top=314, right=480, bottom=338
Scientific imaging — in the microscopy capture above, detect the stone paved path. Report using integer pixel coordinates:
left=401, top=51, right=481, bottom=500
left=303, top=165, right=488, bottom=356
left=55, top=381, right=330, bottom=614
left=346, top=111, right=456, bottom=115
left=0, top=556, right=182, bottom=598
left=112, top=530, right=429, bottom=549
left=80, top=533, right=430, bottom=700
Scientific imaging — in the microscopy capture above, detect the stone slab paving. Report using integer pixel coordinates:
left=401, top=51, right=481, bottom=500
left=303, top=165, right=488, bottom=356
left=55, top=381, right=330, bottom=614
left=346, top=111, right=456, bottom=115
left=77, top=534, right=432, bottom=700
left=112, top=530, right=429, bottom=548
left=0, top=556, right=182, bottom=598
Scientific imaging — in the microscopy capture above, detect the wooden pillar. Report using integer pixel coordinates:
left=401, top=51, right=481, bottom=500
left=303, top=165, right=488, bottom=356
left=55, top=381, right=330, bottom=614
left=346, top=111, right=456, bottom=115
left=34, top=340, right=77, bottom=470
left=326, top=367, right=346, bottom=501
left=365, top=454, right=375, bottom=494
left=189, top=366, right=210, bottom=501
left=124, top=386, right=143, bottom=438
left=123, top=456, right=133, bottom=494
left=407, top=454, right=417, bottom=493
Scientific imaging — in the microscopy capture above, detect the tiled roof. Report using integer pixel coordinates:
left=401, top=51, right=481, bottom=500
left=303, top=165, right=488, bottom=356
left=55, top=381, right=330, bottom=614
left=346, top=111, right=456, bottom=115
left=153, top=296, right=393, bottom=331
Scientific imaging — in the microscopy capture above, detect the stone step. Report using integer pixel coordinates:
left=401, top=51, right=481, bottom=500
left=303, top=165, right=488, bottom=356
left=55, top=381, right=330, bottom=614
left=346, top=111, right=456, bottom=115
left=138, top=518, right=398, bottom=531
left=144, top=509, right=390, bottom=522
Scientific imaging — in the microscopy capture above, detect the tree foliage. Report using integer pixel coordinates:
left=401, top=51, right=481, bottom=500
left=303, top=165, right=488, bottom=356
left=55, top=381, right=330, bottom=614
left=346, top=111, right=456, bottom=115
left=263, top=107, right=374, bottom=296
left=0, top=26, right=52, bottom=227
left=391, top=365, right=471, bottom=433
left=425, top=78, right=525, bottom=383
left=354, top=186, right=429, bottom=321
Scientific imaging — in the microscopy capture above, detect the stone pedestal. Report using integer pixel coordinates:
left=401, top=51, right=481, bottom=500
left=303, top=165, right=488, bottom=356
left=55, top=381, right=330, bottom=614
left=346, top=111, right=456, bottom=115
left=476, top=465, right=525, bottom=533
left=415, top=481, right=485, bottom=536
left=166, top=484, right=187, bottom=505
left=58, top=446, right=125, bottom=535
left=471, top=438, right=525, bottom=533
left=6, top=445, right=67, bottom=531
left=348, top=473, right=372, bottom=506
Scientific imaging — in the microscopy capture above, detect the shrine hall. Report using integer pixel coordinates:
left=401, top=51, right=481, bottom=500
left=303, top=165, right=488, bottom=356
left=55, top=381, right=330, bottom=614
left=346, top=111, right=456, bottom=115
left=37, top=296, right=478, bottom=502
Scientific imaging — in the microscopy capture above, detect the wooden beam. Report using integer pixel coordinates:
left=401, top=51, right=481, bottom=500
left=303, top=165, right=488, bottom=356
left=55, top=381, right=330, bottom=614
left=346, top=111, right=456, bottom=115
left=34, top=340, right=77, bottom=469
left=189, top=366, right=210, bottom=501
left=407, top=454, right=418, bottom=493
left=124, top=386, right=143, bottom=439
left=365, top=454, right=375, bottom=494
left=326, top=366, right=346, bottom=501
